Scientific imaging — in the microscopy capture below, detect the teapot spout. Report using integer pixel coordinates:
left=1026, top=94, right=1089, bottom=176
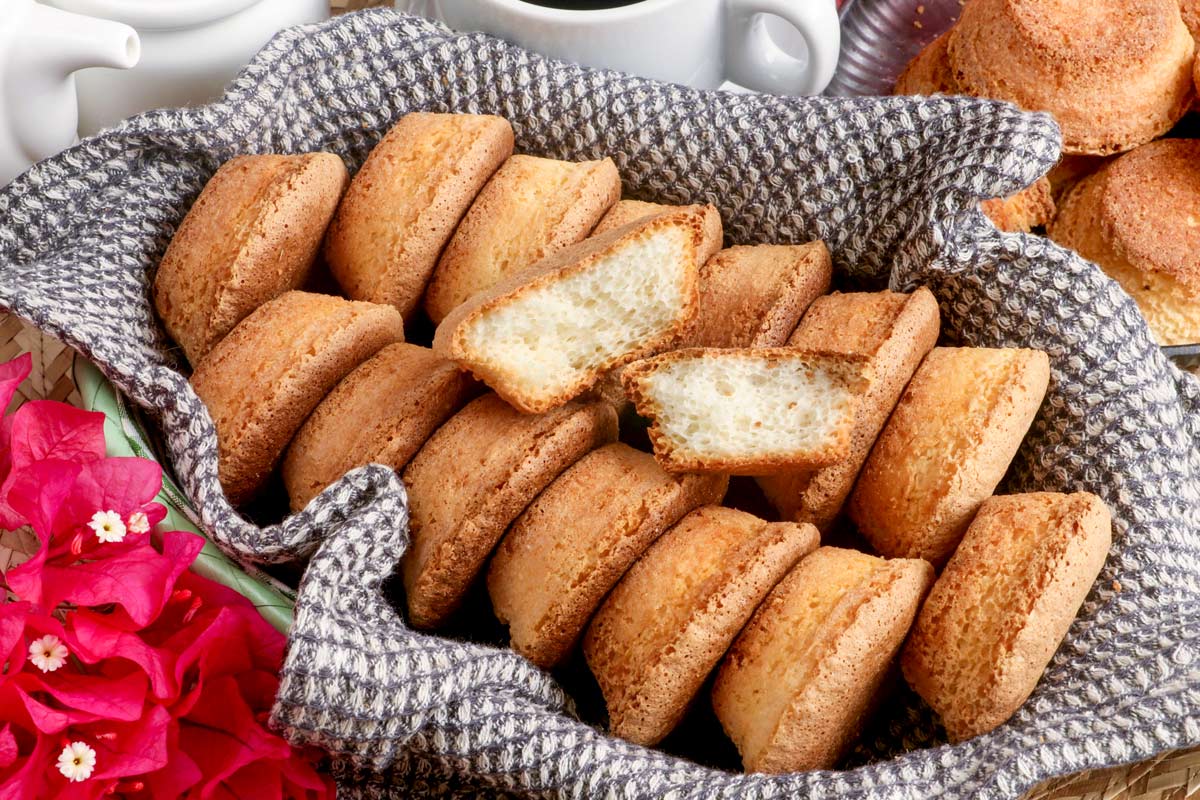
left=22, top=2, right=140, bottom=76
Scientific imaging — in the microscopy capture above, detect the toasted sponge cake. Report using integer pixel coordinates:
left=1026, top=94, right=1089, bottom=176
left=401, top=395, right=617, bottom=629
left=894, top=30, right=957, bottom=95
left=487, top=443, right=728, bottom=669
left=153, top=152, right=348, bottom=364
left=423, top=154, right=621, bottom=323
left=433, top=210, right=705, bottom=414
left=593, top=200, right=723, bottom=264
left=902, top=492, right=1112, bottom=742
left=281, top=343, right=477, bottom=512
left=757, top=289, right=940, bottom=531
left=622, top=348, right=869, bottom=475
left=946, top=0, right=1195, bottom=155
left=324, top=112, right=514, bottom=319
left=190, top=291, right=404, bottom=506
left=848, top=346, right=1050, bottom=565
left=584, top=506, right=818, bottom=746
left=1048, top=139, right=1200, bottom=346
left=686, top=242, right=832, bottom=349
left=712, top=547, right=933, bottom=772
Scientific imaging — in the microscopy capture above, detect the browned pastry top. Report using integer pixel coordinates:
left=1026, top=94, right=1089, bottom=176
left=1099, top=139, right=1200, bottom=291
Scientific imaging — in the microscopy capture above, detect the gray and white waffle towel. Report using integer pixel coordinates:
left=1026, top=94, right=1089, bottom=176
left=0, top=10, right=1197, bottom=799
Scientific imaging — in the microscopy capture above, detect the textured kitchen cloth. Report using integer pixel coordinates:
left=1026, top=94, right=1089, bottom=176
left=0, top=10, right=1198, bottom=799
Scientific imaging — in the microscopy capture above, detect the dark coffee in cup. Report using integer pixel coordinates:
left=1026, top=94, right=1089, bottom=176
left=518, top=0, right=646, bottom=8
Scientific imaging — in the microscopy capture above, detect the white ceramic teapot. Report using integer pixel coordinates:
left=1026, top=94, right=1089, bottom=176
left=0, top=0, right=139, bottom=186
left=45, top=0, right=329, bottom=137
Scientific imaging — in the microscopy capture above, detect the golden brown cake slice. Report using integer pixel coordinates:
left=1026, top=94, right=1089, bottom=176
left=621, top=348, right=869, bottom=475
left=190, top=291, right=404, bottom=505
left=1048, top=139, right=1200, bottom=346
left=593, top=200, right=723, bottom=264
left=423, top=154, right=621, bottom=323
left=1181, top=0, right=1199, bottom=44
left=584, top=506, right=818, bottom=746
left=324, top=112, right=514, bottom=319
left=433, top=210, right=704, bottom=414
left=712, top=547, right=933, bottom=772
left=902, top=492, right=1112, bottom=741
left=487, top=443, right=727, bottom=669
left=757, top=289, right=941, bottom=531
left=848, top=346, right=1050, bottom=565
left=685, top=242, right=832, bottom=349
left=281, top=343, right=478, bottom=512
left=979, top=179, right=1055, bottom=232
left=401, top=394, right=617, bottom=629
left=946, top=0, right=1195, bottom=155
left=153, top=152, right=347, bottom=364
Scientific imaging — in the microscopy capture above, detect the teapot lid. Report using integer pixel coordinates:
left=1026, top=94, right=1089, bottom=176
left=45, top=0, right=263, bottom=30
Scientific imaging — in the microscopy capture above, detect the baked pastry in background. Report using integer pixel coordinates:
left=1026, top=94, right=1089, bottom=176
left=488, top=443, right=727, bottom=668
left=902, top=492, right=1112, bottom=741
left=849, top=346, right=1050, bottom=565
left=685, top=242, right=832, bottom=349
left=893, top=31, right=956, bottom=96
left=712, top=547, right=933, bottom=772
left=757, top=289, right=940, bottom=531
left=434, top=210, right=704, bottom=414
left=1050, top=139, right=1200, bottom=347
left=190, top=291, right=403, bottom=505
left=593, top=200, right=723, bottom=264
left=622, top=348, right=869, bottom=475
left=1182, top=0, right=1200, bottom=41
left=324, top=112, right=514, bottom=319
left=402, top=394, right=617, bottom=629
left=946, top=0, right=1195, bottom=155
left=423, top=155, right=621, bottom=323
left=281, top=343, right=477, bottom=512
left=153, top=152, right=347, bottom=364
left=585, top=506, right=818, bottom=746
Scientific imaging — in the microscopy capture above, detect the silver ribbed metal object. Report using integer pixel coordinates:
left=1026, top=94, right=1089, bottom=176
left=825, top=0, right=962, bottom=96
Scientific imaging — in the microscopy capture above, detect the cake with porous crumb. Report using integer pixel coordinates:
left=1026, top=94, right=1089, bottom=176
left=901, top=492, right=1112, bottom=741
left=190, top=291, right=403, bottom=506
left=712, top=546, right=933, bottom=773
left=584, top=506, right=818, bottom=746
left=488, top=443, right=727, bottom=668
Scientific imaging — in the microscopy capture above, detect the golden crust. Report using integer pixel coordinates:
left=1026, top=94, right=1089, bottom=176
left=324, top=113, right=514, bottom=319
left=593, top=200, right=723, bottom=264
left=947, top=0, right=1196, bottom=155
left=433, top=210, right=704, bottom=414
left=901, top=492, right=1112, bottom=741
left=757, top=289, right=941, bottom=531
left=980, top=178, right=1056, bottom=232
left=487, top=443, right=728, bottom=669
left=190, top=291, right=403, bottom=506
left=686, top=242, right=832, bottom=349
left=583, top=506, right=818, bottom=746
left=401, top=394, right=617, bottom=629
left=1048, top=139, right=1200, bottom=345
left=153, top=153, right=347, bottom=365
left=621, top=347, right=869, bottom=475
left=712, top=547, right=933, bottom=772
left=894, top=31, right=958, bottom=95
left=848, top=346, right=1050, bottom=566
left=281, top=343, right=477, bottom=513
left=424, top=155, right=621, bottom=323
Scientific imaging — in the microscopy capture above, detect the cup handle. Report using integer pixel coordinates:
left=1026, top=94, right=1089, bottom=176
left=726, top=0, right=841, bottom=95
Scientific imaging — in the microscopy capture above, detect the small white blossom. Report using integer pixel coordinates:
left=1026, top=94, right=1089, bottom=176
left=88, top=510, right=126, bottom=543
left=56, top=742, right=96, bottom=782
left=127, top=511, right=150, bottom=535
left=28, top=634, right=68, bottom=673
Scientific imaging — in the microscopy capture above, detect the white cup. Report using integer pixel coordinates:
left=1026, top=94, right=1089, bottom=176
left=405, top=0, right=841, bottom=95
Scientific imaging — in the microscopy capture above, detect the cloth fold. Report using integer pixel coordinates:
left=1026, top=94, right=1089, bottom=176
left=0, top=10, right=1197, bottom=798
